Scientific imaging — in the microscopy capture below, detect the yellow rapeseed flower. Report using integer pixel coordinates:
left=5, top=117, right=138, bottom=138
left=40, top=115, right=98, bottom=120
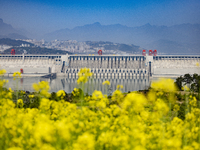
left=32, top=81, right=50, bottom=97
left=117, top=85, right=123, bottom=89
left=151, top=78, right=177, bottom=92
left=13, top=71, right=21, bottom=80
left=32, top=83, right=40, bottom=92
left=102, top=80, right=110, bottom=85
left=56, top=90, right=66, bottom=98
left=122, top=92, right=147, bottom=113
left=0, top=79, right=8, bottom=88
left=77, top=67, right=93, bottom=84
left=173, top=104, right=180, bottom=111
left=0, top=69, right=6, bottom=75
left=28, top=95, right=35, bottom=98
left=39, top=81, right=50, bottom=91
left=1, top=72, right=200, bottom=150
left=72, top=88, right=80, bottom=96
left=154, top=98, right=169, bottom=115
left=17, top=99, right=24, bottom=108
left=9, top=87, right=13, bottom=92
left=73, top=132, right=95, bottom=150
left=147, top=90, right=156, bottom=102
left=183, top=85, right=190, bottom=91
left=92, top=90, right=104, bottom=100
left=77, top=76, right=87, bottom=84
left=111, top=89, right=124, bottom=104
left=189, top=96, right=197, bottom=107
left=33, top=81, right=50, bottom=92
left=7, top=147, right=23, bottom=150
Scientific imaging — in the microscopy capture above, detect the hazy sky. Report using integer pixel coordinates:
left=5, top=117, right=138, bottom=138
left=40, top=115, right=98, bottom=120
left=0, top=0, right=200, bottom=35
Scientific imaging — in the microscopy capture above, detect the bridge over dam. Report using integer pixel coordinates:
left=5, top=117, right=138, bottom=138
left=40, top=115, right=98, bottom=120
left=0, top=54, right=199, bottom=78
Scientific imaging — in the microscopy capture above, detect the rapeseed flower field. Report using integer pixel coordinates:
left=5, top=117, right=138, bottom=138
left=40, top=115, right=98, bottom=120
left=0, top=68, right=200, bottom=150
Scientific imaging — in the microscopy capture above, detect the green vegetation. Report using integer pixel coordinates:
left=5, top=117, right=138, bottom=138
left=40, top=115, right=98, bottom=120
left=175, top=73, right=200, bottom=92
left=86, top=41, right=141, bottom=53
left=0, top=38, right=72, bottom=54
left=3, top=46, right=71, bottom=55
left=0, top=38, right=34, bottom=46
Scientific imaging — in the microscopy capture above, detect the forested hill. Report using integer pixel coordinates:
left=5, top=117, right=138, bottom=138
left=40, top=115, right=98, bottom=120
left=0, top=38, right=34, bottom=46
left=0, top=38, right=72, bottom=55
left=85, top=41, right=142, bottom=53
left=3, top=47, right=71, bottom=55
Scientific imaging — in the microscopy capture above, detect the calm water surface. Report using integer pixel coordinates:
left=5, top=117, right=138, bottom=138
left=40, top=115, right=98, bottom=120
left=5, top=76, right=152, bottom=94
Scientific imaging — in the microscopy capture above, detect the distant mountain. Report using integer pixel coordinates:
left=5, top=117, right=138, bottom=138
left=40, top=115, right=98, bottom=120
left=0, top=18, right=28, bottom=39
left=44, top=22, right=200, bottom=54
left=44, top=22, right=132, bottom=43
left=2, top=18, right=199, bottom=54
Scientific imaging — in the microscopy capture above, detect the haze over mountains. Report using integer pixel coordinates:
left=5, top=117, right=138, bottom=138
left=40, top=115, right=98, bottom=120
left=0, top=18, right=29, bottom=39
left=0, top=18, right=200, bottom=54
left=44, top=22, right=200, bottom=54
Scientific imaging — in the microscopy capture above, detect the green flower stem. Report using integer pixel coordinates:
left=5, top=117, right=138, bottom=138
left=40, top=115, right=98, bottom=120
left=184, top=94, right=189, bottom=146
left=81, top=82, right=84, bottom=107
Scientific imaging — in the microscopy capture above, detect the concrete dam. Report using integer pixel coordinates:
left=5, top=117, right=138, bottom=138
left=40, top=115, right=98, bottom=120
left=66, top=55, right=148, bottom=78
left=0, top=54, right=200, bottom=78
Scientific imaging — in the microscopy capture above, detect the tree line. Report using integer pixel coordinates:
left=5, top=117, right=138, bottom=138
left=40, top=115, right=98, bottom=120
left=175, top=73, right=200, bottom=92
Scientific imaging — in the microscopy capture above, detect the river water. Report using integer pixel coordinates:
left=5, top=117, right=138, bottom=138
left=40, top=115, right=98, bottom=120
left=4, top=76, right=152, bottom=94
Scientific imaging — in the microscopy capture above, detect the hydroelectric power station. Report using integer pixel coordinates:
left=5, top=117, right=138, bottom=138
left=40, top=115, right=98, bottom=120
left=0, top=53, right=200, bottom=78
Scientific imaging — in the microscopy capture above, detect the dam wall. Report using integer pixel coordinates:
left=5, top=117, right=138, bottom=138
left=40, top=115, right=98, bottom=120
left=0, top=54, right=64, bottom=74
left=65, top=55, right=149, bottom=78
left=152, top=56, right=200, bottom=76
left=0, top=54, right=199, bottom=77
